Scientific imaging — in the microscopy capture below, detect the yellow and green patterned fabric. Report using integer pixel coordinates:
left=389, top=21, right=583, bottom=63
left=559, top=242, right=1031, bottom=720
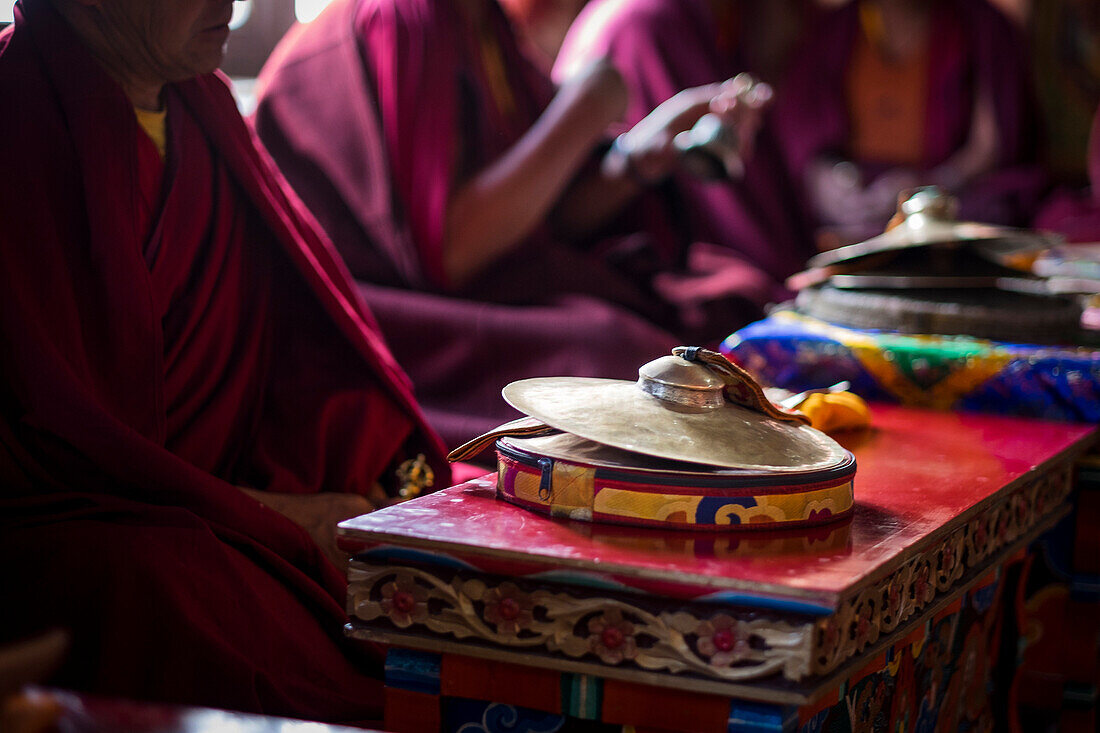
left=723, top=312, right=1100, bottom=422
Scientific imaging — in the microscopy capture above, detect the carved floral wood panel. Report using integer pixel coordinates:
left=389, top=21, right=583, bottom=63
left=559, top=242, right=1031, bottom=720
left=348, top=464, right=1072, bottom=684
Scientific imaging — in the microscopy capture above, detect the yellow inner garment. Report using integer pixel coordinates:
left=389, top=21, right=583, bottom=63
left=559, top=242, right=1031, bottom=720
left=846, top=7, right=929, bottom=167
left=133, top=106, right=167, bottom=160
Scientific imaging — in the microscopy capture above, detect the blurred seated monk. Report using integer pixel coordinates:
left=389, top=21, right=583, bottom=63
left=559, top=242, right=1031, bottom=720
left=0, top=0, right=449, bottom=725
left=1034, top=105, right=1100, bottom=241
left=552, top=0, right=817, bottom=313
left=772, top=0, right=1048, bottom=249
left=253, top=0, right=776, bottom=448
left=1029, top=0, right=1100, bottom=188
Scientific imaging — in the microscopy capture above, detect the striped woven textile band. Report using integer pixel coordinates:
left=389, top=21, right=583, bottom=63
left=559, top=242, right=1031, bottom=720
left=495, top=441, right=855, bottom=530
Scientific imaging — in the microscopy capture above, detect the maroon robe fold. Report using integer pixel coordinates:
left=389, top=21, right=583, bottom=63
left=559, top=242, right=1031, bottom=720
left=0, top=0, right=447, bottom=723
left=255, top=0, right=682, bottom=448
left=772, top=0, right=1048, bottom=228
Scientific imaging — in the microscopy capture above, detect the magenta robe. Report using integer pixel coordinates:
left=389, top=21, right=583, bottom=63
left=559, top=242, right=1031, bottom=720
left=255, top=0, right=682, bottom=447
left=772, top=0, right=1047, bottom=228
left=554, top=0, right=817, bottom=292
left=1034, top=106, right=1100, bottom=242
left=0, top=0, right=447, bottom=722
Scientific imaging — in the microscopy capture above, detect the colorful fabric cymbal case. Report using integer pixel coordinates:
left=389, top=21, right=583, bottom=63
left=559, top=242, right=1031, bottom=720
left=449, top=347, right=856, bottom=530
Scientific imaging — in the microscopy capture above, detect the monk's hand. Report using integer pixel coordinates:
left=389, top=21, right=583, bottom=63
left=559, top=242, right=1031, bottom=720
left=560, top=57, right=628, bottom=126
left=239, top=487, right=377, bottom=570
left=615, top=82, right=722, bottom=183
left=809, top=155, right=923, bottom=228
left=863, top=168, right=921, bottom=222
left=807, top=158, right=870, bottom=227
left=708, top=74, right=772, bottom=166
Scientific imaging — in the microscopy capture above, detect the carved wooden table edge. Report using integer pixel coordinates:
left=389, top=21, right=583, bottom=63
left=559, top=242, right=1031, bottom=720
left=338, top=475, right=843, bottom=609
left=799, top=497, right=1072, bottom=705
left=345, top=457, right=1078, bottom=701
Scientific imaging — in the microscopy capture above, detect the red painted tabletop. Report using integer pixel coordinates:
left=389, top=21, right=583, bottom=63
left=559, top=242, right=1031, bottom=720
left=340, top=405, right=1095, bottom=612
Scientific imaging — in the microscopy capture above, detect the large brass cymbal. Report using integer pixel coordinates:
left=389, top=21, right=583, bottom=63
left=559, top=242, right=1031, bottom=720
left=807, top=187, right=1055, bottom=270
left=502, top=377, right=848, bottom=472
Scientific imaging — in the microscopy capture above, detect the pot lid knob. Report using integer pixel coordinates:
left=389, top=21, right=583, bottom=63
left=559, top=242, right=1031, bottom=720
left=637, top=354, right=727, bottom=409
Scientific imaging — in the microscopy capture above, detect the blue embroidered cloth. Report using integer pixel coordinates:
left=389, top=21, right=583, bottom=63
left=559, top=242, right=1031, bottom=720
left=722, top=311, right=1100, bottom=422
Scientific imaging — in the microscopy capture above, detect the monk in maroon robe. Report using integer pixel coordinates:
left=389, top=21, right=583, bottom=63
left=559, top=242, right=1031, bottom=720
left=1034, top=106, right=1100, bottom=242
left=254, top=0, right=774, bottom=447
left=0, top=0, right=448, bottom=724
left=772, top=0, right=1047, bottom=247
left=553, top=0, right=817, bottom=298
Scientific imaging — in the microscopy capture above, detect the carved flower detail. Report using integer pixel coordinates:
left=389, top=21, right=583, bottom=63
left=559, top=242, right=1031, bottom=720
left=996, top=512, right=1011, bottom=544
left=973, top=518, right=989, bottom=549
left=380, top=575, right=429, bottom=628
left=941, top=542, right=957, bottom=574
left=695, top=614, right=750, bottom=667
left=913, top=565, right=932, bottom=603
left=1015, top=495, right=1029, bottom=523
left=887, top=577, right=905, bottom=617
left=481, top=582, right=534, bottom=636
left=587, top=608, right=638, bottom=665
left=821, top=616, right=841, bottom=653
left=854, top=603, right=875, bottom=647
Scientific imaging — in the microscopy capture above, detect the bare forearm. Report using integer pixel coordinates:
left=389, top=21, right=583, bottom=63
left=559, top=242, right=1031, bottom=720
left=442, top=62, right=625, bottom=286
